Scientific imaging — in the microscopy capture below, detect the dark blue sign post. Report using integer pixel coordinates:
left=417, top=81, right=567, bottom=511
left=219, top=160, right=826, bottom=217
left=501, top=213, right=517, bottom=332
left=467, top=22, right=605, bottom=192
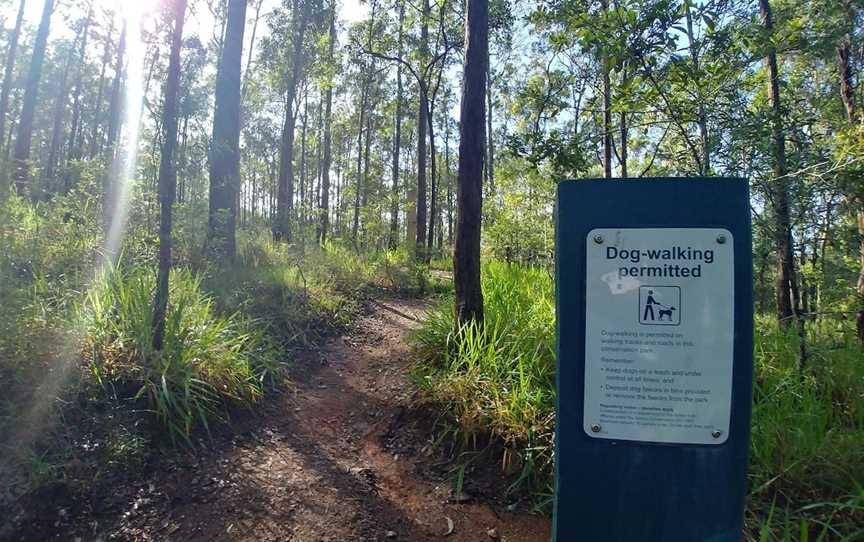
left=554, top=179, right=753, bottom=541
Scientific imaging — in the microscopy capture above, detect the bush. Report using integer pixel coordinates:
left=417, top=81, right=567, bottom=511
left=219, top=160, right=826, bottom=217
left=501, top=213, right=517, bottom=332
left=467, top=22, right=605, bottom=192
left=81, top=266, right=275, bottom=443
left=413, top=262, right=556, bottom=492
left=413, top=261, right=864, bottom=538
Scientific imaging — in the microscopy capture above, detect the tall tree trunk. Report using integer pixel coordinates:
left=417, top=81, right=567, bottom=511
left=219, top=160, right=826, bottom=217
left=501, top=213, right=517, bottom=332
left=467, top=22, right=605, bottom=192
left=318, top=0, right=336, bottom=245
left=12, top=0, right=55, bottom=198
left=415, top=0, right=430, bottom=259
left=685, top=0, right=710, bottom=174
left=105, top=22, right=127, bottom=158
left=45, top=44, right=75, bottom=191
left=857, top=211, right=864, bottom=342
left=207, top=0, right=247, bottom=260
left=760, top=0, right=798, bottom=328
left=274, top=0, right=308, bottom=242
left=388, top=0, right=405, bottom=250
left=426, top=100, right=437, bottom=260
left=103, top=21, right=127, bottom=227
left=152, top=0, right=188, bottom=351
left=454, top=0, right=487, bottom=325
left=619, top=111, right=628, bottom=177
left=352, top=85, right=367, bottom=247
left=0, top=0, right=25, bottom=198
left=88, top=17, right=115, bottom=159
left=241, top=0, right=263, bottom=99
left=445, top=106, right=453, bottom=247
left=299, top=92, right=308, bottom=221
left=65, top=4, right=94, bottom=191
left=486, top=58, right=494, bottom=193
left=600, top=1, right=612, bottom=179
left=838, top=31, right=864, bottom=341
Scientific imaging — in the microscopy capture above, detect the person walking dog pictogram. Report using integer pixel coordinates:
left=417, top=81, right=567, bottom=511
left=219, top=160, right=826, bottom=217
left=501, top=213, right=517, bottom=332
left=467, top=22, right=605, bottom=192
left=643, top=290, right=662, bottom=321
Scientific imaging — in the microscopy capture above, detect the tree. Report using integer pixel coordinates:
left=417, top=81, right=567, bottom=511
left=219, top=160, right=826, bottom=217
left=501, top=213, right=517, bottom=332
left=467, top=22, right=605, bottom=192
left=318, top=0, right=337, bottom=245
left=388, top=0, right=406, bottom=250
left=103, top=21, right=127, bottom=226
left=415, top=0, right=431, bottom=259
left=454, top=0, right=487, bottom=325
left=0, top=0, right=26, bottom=199
left=274, top=0, right=311, bottom=242
left=65, top=3, right=95, bottom=190
left=12, top=0, right=55, bottom=198
left=153, top=0, right=189, bottom=351
left=759, top=0, right=799, bottom=328
left=207, top=0, right=248, bottom=260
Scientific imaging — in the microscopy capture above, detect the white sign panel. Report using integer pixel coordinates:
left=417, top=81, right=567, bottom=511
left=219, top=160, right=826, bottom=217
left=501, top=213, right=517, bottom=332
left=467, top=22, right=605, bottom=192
left=583, top=228, right=734, bottom=445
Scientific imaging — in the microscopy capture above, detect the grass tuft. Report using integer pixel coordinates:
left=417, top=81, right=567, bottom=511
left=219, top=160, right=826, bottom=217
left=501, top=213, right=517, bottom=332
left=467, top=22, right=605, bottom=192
left=80, top=265, right=275, bottom=443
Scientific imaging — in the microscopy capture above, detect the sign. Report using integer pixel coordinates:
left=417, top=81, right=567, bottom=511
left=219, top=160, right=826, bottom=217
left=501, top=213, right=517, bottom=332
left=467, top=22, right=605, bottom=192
left=554, top=179, right=752, bottom=542
left=584, top=228, right=734, bottom=445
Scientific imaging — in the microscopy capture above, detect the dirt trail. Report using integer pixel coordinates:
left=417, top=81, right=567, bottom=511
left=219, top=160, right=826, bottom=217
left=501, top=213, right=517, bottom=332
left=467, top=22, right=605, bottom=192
left=35, top=295, right=551, bottom=541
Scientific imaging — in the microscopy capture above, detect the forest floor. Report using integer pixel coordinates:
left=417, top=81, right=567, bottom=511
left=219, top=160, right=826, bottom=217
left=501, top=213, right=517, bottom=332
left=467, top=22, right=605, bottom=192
left=4, top=294, right=551, bottom=541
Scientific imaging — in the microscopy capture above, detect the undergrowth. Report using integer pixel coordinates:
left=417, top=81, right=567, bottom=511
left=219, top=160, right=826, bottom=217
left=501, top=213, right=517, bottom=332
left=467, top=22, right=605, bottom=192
left=0, top=193, right=435, bottom=507
left=413, top=261, right=864, bottom=540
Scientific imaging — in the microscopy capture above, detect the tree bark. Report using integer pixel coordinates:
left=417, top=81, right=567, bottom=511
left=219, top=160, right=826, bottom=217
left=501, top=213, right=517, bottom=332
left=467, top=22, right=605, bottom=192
left=388, top=0, right=405, bottom=250
left=838, top=31, right=864, bottom=342
left=486, top=58, right=494, bottom=193
left=0, top=0, right=25, bottom=198
left=619, top=110, right=628, bottom=178
left=103, top=21, right=127, bottom=227
left=600, top=0, right=612, bottom=179
left=426, top=98, right=437, bottom=260
left=45, top=43, right=76, bottom=191
left=685, top=0, right=710, bottom=174
left=760, top=0, right=798, bottom=328
left=415, top=0, right=430, bottom=259
left=88, top=17, right=115, bottom=159
left=152, top=0, right=188, bottom=351
left=12, top=0, right=55, bottom=198
left=454, top=0, right=487, bottom=325
left=207, top=0, right=247, bottom=260
left=65, top=4, right=94, bottom=191
left=318, top=0, right=337, bottom=245
left=274, top=0, right=309, bottom=242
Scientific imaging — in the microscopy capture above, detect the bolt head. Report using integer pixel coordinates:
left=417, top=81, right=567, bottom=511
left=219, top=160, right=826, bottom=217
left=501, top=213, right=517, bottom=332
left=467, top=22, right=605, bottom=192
left=590, top=423, right=602, bottom=433
left=711, top=430, right=723, bottom=439
left=593, top=234, right=604, bottom=245
left=716, top=234, right=727, bottom=244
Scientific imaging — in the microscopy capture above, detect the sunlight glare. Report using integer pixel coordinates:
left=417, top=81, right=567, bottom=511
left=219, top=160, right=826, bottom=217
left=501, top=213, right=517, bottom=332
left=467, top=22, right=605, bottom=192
left=102, top=0, right=151, bottom=264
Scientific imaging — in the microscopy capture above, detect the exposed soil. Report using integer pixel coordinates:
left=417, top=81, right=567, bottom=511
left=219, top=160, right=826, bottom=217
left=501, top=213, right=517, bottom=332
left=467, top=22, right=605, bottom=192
left=2, top=295, right=551, bottom=541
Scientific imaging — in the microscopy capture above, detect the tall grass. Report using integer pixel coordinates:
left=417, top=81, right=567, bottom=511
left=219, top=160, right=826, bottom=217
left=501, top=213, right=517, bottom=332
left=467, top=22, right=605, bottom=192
left=80, top=266, right=275, bottom=443
left=413, top=262, right=556, bottom=490
left=413, top=261, right=864, bottom=538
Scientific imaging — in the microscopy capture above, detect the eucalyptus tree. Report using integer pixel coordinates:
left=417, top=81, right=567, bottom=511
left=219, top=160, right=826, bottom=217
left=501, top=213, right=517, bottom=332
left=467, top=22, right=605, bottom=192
left=207, top=0, right=248, bottom=260
left=455, top=0, right=488, bottom=325
left=153, top=0, right=189, bottom=351
left=318, top=0, right=337, bottom=245
left=0, top=0, right=25, bottom=199
left=758, top=0, right=799, bottom=327
left=12, top=0, right=55, bottom=198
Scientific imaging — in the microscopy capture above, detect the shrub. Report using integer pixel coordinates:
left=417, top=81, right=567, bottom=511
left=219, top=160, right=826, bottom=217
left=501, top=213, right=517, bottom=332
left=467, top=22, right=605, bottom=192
left=413, top=262, right=556, bottom=493
left=80, top=266, right=275, bottom=443
left=413, top=261, right=864, bottom=537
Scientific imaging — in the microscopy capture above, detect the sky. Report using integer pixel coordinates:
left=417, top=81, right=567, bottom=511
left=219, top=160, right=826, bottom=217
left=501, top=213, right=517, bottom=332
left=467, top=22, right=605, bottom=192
left=4, top=0, right=370, bottom=56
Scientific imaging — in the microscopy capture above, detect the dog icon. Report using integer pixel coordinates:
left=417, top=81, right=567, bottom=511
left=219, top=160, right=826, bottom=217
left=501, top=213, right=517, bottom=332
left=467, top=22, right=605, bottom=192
left=658, top=306, right=676, bottom=321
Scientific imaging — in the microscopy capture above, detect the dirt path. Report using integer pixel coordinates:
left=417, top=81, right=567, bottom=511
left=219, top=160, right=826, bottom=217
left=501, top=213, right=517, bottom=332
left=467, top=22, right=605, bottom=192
left=40, top=295, right=551, bottom=541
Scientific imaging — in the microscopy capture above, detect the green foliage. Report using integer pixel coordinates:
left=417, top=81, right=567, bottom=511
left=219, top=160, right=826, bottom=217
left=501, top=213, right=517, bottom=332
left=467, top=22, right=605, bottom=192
left=80, top=265, right=275, bottom=443
left=414, top=261, right=864, bottom=537
left=413, top=262, right=556, bottom=493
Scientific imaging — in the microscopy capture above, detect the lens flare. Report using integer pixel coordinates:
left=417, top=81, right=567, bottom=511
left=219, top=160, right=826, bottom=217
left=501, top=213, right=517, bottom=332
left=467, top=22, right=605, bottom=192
left=102, top=4, right=149, bottom=263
